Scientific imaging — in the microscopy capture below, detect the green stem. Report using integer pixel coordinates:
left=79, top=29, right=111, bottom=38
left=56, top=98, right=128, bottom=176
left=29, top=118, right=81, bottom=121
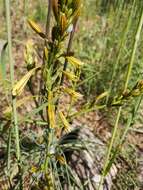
left=7, top=127, right=12, bottom=171
left=38, top=0, right=52, bottom=121
left=69, top=104, right=106, bottom=120
left=98, top=107, right=122, bottom=190
left=46, top=0, right=52, bottom=39
left=5, top=0, right=21, bottom=165
left=60, top=20, right=78, bottom=86
left=124, top=11, right=143, bottom=91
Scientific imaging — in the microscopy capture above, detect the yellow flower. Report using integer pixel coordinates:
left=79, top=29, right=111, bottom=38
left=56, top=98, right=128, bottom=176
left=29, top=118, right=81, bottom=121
left=60, top=13, right=67, bottom=34
left=56, top=155, right=66, bottom=165
left=30, top=166, right=38, bottom=173
left=66, top=56, right=84, bottom=67
left=28, top=19, right=45, bottom=38
left=63, top=71, right=78, bottom=82
left=48, top=92, right=56, bottom=128
left=63, top=87, right=83, bottom=99
left=12, top=67, right=40, bottom=96
left=59, top=111, right=71, bottom=133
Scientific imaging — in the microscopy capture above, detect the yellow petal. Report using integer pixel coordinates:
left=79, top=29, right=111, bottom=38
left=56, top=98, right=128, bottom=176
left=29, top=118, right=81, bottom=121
left=60, top=13, right=67, bottom=34
left=48, top=92, right=56, bottom=128
left=28, top=19, right=45, bottom=38
left=44, top=47, right=49, bottom=60
left=62, top=71, right=78, bottom=82
left=56, top=155, right=66, bottom=165
left=63, top=87, right=83, bottom=99
left=30, top=166, right=38, bottom=173
left=66, top=56, right=84, bottom=67
left=12, top=67, right=40, bottom=96
left=59, top=111, right=71, bottom=133
left=48, top=104, right=56, bottom=128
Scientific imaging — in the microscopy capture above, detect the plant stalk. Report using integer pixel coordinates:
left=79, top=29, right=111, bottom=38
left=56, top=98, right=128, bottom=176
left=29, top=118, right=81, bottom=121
left=46, top=0, right=52, bottom=39
left=60, top=20, right=78, bottom=85
left=5, top=0, right=21, bottom=165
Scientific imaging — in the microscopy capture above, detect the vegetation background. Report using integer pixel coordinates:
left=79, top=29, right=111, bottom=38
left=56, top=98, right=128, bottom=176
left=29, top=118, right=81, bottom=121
left=0, top=0, right=143, bottom=189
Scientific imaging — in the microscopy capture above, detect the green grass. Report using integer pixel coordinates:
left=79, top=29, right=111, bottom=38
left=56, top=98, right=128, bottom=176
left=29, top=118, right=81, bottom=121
left=76, top=1, right=143, bottom=121
left=75, top=1, right=143, bottom=189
